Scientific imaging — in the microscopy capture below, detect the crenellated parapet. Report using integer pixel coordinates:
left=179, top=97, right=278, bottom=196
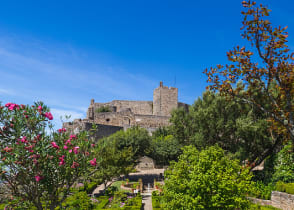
left=65, top=81, right=188, bottom=138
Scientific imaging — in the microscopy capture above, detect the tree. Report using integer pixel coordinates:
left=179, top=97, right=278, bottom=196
left=163, top=145, right=254, bottom=209
left=151, top=135, right=181, bottom=166
left=204, top=0, right=294, bottom=145
left=170, top=91, right=280, bottom=167
left=0, top=102, right=96, bottom=210
left=92, top=138, right=134, bottom=191
left=109, top=126, right=152, bottom=160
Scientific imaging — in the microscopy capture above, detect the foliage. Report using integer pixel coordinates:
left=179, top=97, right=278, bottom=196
left=93, top=137, right=134, bottom=191
left=150, top=135, right=181, bottom=165
left=275, top=181, right=294, bottom=195
left=95, top=106, right=111, bottom=113
left=95, top=196, right=109, bottom=209
left=249, top=203, right=282, bottom=210
left=251, top=182, right=275, bottom=200
left=64, top=191, right=93, bottom=210
left=204, top=0, right=294, bottom=144
left=170, top=91, right=278, bottom=167
left=272, top=141, right=294, bottom=183
left=82, top=182, right=99, bottom=194
left=163, top=145, right=254, bottom=210
left=106, top=126, right=151, bottom=160
left=0, top=102, right=96, bottom=210
left=152, top=195, right=164, bottom=210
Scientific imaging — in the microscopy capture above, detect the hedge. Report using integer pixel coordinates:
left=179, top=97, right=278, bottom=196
left=275, top=182, right=294, bottom=195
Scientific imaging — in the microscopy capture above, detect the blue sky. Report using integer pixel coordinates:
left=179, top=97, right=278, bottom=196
left=0, top=0, right=293, bottom=128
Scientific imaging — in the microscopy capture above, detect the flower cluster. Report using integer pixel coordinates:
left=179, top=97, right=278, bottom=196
left=5, top=103, right=19, bottom=111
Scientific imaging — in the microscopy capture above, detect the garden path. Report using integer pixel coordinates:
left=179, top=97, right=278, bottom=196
left=141, top=192, right=152, bottom=210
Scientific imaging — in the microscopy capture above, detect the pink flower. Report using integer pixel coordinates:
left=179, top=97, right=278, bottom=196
left=51, top=142, right=59, bottom=149
left=70, top=135, right=76, bottom=139
left=58, top=128, right=67, bottom=133
left=37, top=106, right=42, bottom=112
left=89, top=158, right=97, bottom=166
left=69, top=149, right=72, bottom=153
left=20, top=136, right=28, bottom=143
left=5, top=103, right=12, bottom=107
left=65, top=139, right=71, bottom=145
left=63, top=145, right=68, bottom=150
left=5, top=103, right=19, bottom=111
left=91, top=144, right=95, bottom=147
left=59, top=155, right=65, bottom=165
left=73, top=146, right=79, bottom=154
left=71, top=161, right=79, bottom=169
left=44, top=112, right=53, bottom=120
left=35, top=175, right=43, bottom=182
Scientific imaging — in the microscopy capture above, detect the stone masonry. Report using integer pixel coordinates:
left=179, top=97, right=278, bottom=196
left=63, top=82, right=189, bottom=137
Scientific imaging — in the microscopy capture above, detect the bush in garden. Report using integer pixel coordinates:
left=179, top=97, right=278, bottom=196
left=63, top=191, right=93, bottom=210
left=163, top=145, right=254, bottom=210
left=275, top=181, right=294, bottom=195
left=272, top=142, right=294, bottom=183
left=251, top=181, right=275, bottom=200
left=0, top=102, right=97, bottom=210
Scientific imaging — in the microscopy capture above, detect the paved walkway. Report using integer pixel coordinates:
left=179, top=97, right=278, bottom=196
left=141, top=192, right=152, bottom=210
left=92, top=181, right=112, bottom=195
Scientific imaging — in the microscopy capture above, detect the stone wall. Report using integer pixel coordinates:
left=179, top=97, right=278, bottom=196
left=63, top=120, right=123, bottom=140
left=153, top=82, right=178, bottom=116
left=93, top=109, right=134, bottom=127
left=271, top=191, right=294, bottom=210
left=249, top=191, right=294, bottom=210
left=91, top=100, right=153, bottom=116
left=134, top=114, right=170, bottom=128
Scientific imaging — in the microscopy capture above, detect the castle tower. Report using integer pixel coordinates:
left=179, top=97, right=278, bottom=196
left=87, top=99, right=95, bottom=120
left=153, top=81, right=178, bottom=116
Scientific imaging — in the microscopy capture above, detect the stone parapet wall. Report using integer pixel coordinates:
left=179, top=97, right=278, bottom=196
left=93, top=100, right=153, bottom=116
left=271, top=191, right=294, bottom=210
left=249, top=191, right=294, bottom=210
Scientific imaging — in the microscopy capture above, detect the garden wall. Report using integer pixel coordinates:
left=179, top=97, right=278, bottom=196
left=250, top=191, right=294, bottom=210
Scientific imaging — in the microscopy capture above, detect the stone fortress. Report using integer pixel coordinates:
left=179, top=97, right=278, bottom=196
left=63, top=82, right=189, bottom=138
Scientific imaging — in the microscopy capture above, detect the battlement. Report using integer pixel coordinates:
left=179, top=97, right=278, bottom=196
left=64, top=81, right=188, bottom=138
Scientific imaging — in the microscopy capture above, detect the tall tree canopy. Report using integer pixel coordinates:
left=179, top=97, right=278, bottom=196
left=170, top=91, right=281, bottom=167
left=204, top=0, right=294, bottom=144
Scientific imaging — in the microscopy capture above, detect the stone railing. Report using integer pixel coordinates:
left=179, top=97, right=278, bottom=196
left=249, top=191, right=294, bottom=210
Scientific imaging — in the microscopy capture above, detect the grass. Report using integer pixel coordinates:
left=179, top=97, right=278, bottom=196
left=110, top=181, right=139, bottom=192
